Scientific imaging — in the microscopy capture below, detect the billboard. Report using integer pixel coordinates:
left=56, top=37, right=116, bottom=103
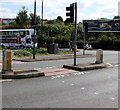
left=83, top=19, right=120, bottom=32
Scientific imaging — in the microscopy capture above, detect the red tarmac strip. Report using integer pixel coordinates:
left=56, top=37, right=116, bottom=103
left=42, top=68, right=77, bottom=76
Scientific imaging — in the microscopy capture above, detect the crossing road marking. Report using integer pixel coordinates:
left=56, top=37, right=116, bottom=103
left=106, top=63, right=113, bottom=67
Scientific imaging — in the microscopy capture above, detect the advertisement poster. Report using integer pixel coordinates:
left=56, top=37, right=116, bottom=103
left=83, top=19, right=120, bottom=32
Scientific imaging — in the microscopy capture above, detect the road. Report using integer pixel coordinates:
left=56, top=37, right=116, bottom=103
left=11, top=50, right=118, bottom=70
left=2, top=66, right=118, bottom=108
left=1, top=50, right=119, bottom=108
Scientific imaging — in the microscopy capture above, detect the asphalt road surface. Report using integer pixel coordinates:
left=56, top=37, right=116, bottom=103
left=2, top=66, right=118, bottom=108
left=1, top=50, right=119, bottom=108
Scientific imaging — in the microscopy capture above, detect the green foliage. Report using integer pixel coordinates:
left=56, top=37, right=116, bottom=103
left=14, top=48, right=48, bottom=57
left=59, top=51, right=74, bottom=54
left=14, top=50, right=32, bottom=57
left=25, top=48, right=48, bottom=55
left=56, top=16, right=63, bottom=24
left=29, top=13, right=41, bottom=25
left=113, top=16, right=120, bottom=19
left=15, top=6, right=30, bottom=28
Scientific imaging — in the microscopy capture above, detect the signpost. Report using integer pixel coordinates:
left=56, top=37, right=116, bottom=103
left=83, top=22, right=88, bottom=55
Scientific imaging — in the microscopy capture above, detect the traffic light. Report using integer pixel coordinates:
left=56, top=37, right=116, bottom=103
left=84, top=22, right=88, bottom=33
left=66, top=3, right=74, bottom=23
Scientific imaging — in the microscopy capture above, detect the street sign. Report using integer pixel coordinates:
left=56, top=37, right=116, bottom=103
left=83, top=19, right=120, bottom=32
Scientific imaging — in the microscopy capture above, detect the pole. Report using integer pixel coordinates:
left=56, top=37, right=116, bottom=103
left=42, top=0, right=43, bottom=25
left=33, top=0, right=36, bottom=59
left=41, top=0, right=43, bottom=47
left=83, top=29, right=86, bottom=55
left=74, top=2, right=77, bottom=66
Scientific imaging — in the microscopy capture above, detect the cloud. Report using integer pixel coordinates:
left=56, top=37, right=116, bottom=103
left=0, top=0, right=120, bottom=22
left=0, top=0, right=33, bottom=5
left=0, top=8, right=16, bottom=18
left=118, top=1, right=120, bottom=16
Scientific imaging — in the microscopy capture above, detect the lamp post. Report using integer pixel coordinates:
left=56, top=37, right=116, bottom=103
left=33, top=0, right=36, bottom=59
left=41, top=0, right=44, bottom=47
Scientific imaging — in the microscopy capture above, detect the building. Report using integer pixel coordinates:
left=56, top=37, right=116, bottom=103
left=0, top=18, right=15, bottom=24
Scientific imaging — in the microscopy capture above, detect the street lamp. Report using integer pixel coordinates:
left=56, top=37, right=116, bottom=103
left=33, top=0, right=36, bottom=59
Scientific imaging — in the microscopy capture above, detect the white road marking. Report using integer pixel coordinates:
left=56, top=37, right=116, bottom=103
left=81, top=72, right=84, bottom=74
left=51, top=76, right=57, bottom=79
left=62, top=81, right=65, bottom=83
left=114, top=65, right=119, bottom=67
left=12, top=61, right=25, bottom=64
left=56, top=75, right=61, bottom=78
left=45, top=66, right=56, bottom=69
left=73, top=73, right=78, bottom=75
left=110, top=97, right=115, bottom=100
left=94, top=92, right=99, bottom=95
left=60, top=75, right=65, bottom=77
left=106, top=63, right=113, bottom=67
left=73, top=72, right=85, bottom=75
left=71, top=83, right=75, bottom=86
left=81, top=88, right=85, bottom=90
left=34, top=68, right=42, bottom=70
left=0, top=79, right=12, bottom=83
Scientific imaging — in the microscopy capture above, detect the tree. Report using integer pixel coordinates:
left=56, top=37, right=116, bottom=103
left=56, top=16, right=63, bottom=24
left=29, top=13, right=41, bottom=26
left=46, top=20, right=57, bottom=24
left=100, top=18, right=107, bottom=20
left=16, top=6, right=30, bottom=28
left=113, top=16, right=120, bottom=19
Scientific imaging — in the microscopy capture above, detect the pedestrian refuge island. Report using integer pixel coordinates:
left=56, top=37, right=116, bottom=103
left=2, top=51, right=13, bottom=74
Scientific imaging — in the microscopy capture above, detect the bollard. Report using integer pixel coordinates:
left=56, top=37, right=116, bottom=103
left=95, top=49, right=103, bottom=64
left=2, top=51, right=13, bottom=74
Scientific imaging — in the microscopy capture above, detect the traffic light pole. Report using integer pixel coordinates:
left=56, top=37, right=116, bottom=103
left=74, top=2, right=77, bottom=66
left=66, top=2, right=77, bottom=66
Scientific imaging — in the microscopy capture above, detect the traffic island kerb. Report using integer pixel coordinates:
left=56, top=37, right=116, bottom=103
left=1, top=69, right=45, bottom=79
left=63, top=63, right=109, bottom=71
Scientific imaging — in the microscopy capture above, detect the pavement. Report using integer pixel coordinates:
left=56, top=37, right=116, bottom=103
left=0, top=53, right=110, bottom=79
left=12, top=54, right=94, bottom=62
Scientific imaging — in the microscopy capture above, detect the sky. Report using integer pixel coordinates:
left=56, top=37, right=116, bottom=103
left=0, top=0, right=120, bottom=22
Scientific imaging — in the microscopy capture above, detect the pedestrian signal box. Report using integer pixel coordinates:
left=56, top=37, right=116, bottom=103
left=2, top=51, right=13, bottom=73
